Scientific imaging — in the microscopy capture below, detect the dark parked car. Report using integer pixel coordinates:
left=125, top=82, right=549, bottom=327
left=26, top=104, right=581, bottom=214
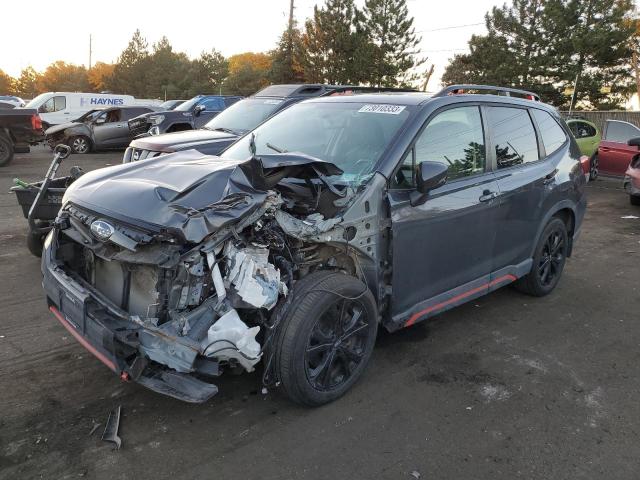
left=42, top=85, right=587, bottom=406
left=0, top=108, right=44, bottom=166
left=128, top=95, right=242, bottom=137
left=45, top=106, right=159, bottom=153
left=124, top=84, right=415, bottom=163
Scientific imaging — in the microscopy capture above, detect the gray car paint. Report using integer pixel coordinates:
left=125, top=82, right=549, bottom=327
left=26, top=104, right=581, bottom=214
left=41, top=91, right=587, bottom=400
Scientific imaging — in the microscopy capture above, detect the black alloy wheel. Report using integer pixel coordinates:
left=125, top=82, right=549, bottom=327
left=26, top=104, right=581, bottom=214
left=305, top=297, right=370, bottom=391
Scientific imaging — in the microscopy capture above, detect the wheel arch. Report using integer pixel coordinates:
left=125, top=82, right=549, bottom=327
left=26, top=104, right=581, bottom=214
left=530, top=201, right=577, bottom=258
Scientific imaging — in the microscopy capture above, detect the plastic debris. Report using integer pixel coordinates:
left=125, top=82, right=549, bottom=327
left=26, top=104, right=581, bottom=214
left=101, top=406, right=122, bottom=450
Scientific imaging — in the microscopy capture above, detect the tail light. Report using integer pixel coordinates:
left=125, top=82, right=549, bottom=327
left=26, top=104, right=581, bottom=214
left=580, top=155, right=590, bottom=175
left=31, top=114, right=43, bottom=131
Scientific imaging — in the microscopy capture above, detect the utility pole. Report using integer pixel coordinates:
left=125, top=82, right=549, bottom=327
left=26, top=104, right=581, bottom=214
left=286, top=0, right=295, bottom=82
left=422, top=64, right=434, bottom=92
left=633, top=52, right=640, bottom=109
left=88, top=34, right=92, bottom=70
left=568, top=71, right=580, bottom=116
left=288, top=0, right=295, bottom=36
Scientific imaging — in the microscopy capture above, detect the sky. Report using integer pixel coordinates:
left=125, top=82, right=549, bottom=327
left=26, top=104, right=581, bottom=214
left=0, top=0, right=497, bottom=91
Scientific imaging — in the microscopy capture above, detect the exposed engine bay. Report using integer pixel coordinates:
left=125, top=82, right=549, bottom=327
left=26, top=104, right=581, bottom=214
left=46, top=150, right=386, bottom=401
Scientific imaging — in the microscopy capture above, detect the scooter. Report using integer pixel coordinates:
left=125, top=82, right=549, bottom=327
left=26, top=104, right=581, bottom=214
left=11, top=144, right=83, bottom=256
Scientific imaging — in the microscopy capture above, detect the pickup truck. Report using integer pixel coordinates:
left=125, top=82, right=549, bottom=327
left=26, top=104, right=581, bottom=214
left=0, top=109, right=45, bottom=166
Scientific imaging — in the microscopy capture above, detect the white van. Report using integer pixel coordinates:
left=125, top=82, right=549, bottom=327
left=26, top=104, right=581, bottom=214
left=24, top=92, right=159, bottom=127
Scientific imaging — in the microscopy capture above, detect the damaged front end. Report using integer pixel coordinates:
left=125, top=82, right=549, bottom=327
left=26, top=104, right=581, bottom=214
left=42, top=150, right=385, bottom=403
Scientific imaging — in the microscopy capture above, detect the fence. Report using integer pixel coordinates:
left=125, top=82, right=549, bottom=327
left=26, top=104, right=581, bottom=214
left=560, top=111, right=640, bottom=131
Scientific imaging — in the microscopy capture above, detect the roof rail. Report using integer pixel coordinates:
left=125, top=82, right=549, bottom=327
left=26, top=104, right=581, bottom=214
left=434, top=84, right=540, bottom=101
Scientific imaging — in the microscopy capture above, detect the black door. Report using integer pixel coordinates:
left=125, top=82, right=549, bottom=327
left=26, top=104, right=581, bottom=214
left=487, top=106, right=562, bottom=272
left=389, top=105, right=501, bottom=324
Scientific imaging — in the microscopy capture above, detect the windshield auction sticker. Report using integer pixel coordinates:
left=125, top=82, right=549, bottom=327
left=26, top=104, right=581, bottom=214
left=358, top=104, right=406, bottom=114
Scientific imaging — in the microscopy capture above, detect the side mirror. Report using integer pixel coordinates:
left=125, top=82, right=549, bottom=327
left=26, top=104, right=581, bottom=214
left=410, top=161, right=448, bottom=206
left=194, top=104, right=206, bottom=115
left=628, top=137, right=640, bottom=148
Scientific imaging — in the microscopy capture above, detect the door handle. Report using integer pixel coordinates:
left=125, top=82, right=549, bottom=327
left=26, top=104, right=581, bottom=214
left=543, top=169, right=557, bottom=185
left=479, top=190, right=498, bottom=202
left=600, top=147, right=611, bottom=152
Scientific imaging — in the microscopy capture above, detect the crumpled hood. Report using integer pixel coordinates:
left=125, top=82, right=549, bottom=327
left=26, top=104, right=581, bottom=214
left=46, top=122, right=81, bottom=135
left=63, top=149, right=342, bottom=243
left=130, top=129, right=235, bottom=153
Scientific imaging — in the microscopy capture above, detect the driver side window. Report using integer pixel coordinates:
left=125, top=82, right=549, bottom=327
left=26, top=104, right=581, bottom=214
left=392, top=106, right=486, bottom=188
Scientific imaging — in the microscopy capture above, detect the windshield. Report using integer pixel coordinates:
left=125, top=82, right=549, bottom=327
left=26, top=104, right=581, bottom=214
left=222, top=101, right=412, bottom=186
left=25, top=93, right=50, bottom=108
left=204, top=98, right=283, bottom=134
left=174, top=97, right=200, bottom=112
left=160, top=100, right=181, bottom=110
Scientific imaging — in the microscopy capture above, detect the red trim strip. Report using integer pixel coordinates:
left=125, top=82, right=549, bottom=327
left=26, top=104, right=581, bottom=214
left=50, top=306, right=117, bottom=372
left=404, top=274, right=517, bottom=327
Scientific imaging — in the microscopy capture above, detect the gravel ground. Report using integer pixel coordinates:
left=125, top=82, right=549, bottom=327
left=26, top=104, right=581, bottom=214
left=1, top=146, right=639, bottom=480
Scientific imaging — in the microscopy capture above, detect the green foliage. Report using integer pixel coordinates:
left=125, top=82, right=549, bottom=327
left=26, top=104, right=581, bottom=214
left=269, top=24, right=306, bottom=84
left=223, top=53, right=272, bottom=96
left=302, top=0, right=371, bottom=84
left=0, top=69, right=13, bottom=94
left=363, top=0, right=423, bottom=87
left=13, top=67, right=40, bottom=99
left=442, top=0, right=637, bottom=109
left=38, top=61, right=90, bottom=92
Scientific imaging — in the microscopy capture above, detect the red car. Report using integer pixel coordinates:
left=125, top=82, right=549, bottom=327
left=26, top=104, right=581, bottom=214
left=624, top=137, right=640, bottom=205
left=596, top=120, right=640, bottom=177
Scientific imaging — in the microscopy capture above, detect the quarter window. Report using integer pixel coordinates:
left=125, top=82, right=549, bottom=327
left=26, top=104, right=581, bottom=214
left=487, top=107, right=539, bottom=169
left=531, top=109, right=567, bottom=155
left=413, top=106, right=486, bottom=181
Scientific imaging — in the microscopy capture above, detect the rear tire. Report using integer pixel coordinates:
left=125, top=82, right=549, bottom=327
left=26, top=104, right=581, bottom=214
left=515, top=218, right=568, bottom=297
left=69, top=136, right=91, bottom=154
left=273, top=271, right=378, bottom=406
left=589, top=154, right=598, bottom=181
left=630, top=195, right=640, bottom=206
left=0, top=133, right=14, bottom=167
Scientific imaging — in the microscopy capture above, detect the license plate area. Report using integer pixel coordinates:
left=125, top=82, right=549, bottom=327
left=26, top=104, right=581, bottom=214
left=60, top=288, right=85, bottom=330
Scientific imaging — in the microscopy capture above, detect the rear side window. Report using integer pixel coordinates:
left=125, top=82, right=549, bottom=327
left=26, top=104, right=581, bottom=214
left=53, top=96, right=66, bottom=111
left=604, top=121, right=640, bottom=143
left=531, top=109, right=567, bottom=155
left=201, top=97, right=225, bottom=111
left=413, top=106, right=486, bottom=181
left=486, top=107, right=539, bottom=169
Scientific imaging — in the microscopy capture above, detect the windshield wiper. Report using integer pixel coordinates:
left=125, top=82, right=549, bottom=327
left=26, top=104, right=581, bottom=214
left=266, top=142, right=287, bottom=153
left=210, top=127, right=240, bottom=135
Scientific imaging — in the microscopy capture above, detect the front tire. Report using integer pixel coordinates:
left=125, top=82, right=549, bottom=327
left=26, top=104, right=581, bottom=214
left=515, top=218, right=568, bottom=297
left=26, top=230, right=45, bottom=257
left=69, top=136, right=91, bottom=154
left=274, top=271, right=378, bottom=406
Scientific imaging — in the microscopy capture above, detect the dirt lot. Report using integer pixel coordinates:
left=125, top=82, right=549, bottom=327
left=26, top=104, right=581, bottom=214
left=1, top=146, right=639, bottom=480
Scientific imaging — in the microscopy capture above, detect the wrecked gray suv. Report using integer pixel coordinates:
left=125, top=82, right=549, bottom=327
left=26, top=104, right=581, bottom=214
left=42, top=85, right=587, bottom=405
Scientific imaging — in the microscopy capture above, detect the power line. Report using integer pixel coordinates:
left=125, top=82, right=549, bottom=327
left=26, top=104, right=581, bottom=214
left=416, top=22, right=484, bottom=33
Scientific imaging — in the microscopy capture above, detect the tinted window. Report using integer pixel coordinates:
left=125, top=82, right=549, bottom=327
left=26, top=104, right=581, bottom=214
left=532, top=109, right=567, bottom=155
left=487, top=107, right=539, bottom=168
left=569, top=121, right=596, bottom=139
left=121, top=107, right=152, bottom=120
left=224, top=97, right=241, bottom=107
left=414, top=106, right=486, bottom=181
left=605, top=121, right=640, bottom=143
left=201, top=97, right=225, bottom=111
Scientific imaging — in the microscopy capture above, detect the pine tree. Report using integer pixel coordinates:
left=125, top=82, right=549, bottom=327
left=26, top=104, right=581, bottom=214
left=107, top=30, right=151, bottom=97
left=302, top=0, right=372, bottom=84
left=442, top=0, right=637, bottom=109
left=269, top=25, right=306, bottom=84
left=363, top=0, right=423, bottom=87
